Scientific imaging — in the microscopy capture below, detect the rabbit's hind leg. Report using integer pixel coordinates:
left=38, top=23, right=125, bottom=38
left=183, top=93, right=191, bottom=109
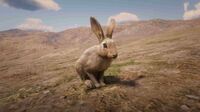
left=76, top=66, right=94, bottom=88
left=75, top=64, right=88, bottom=81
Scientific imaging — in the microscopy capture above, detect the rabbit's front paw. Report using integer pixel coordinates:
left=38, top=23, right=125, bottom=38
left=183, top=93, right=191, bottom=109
left=84, top=80, right=93, bottom=89
left=100, top=82, right=106, bottom=86
left=94, top=83, right=101, bottom=88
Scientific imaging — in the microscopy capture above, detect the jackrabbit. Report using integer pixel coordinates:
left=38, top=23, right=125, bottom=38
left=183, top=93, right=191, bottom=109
left=75, top=17, right=117, bottom=88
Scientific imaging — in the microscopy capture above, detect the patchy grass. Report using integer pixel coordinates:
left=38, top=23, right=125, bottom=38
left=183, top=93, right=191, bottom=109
left=105, top=59, right=135, bottom=75
left=0, top=85, right=45, bottom=107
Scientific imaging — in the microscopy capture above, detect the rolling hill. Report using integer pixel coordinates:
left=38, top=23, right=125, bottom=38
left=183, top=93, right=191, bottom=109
left=0, top=19, right=200, bottom=112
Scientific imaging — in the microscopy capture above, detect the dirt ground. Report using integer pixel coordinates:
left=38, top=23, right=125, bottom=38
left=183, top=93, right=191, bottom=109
left=0, top=23, right=200, bottom=112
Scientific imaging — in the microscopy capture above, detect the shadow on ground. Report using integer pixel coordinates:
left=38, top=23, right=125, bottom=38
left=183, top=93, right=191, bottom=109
left=104, top=75, right=145, bottom=87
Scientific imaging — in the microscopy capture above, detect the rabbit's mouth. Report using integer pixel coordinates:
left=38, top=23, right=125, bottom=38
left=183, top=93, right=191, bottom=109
left=106, top=54, right=118, bottom=59
left=112, top=54, right=118, bottom=59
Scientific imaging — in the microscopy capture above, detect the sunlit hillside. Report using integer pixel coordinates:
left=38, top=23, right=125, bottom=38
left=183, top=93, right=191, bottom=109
left=0, top=19, right=200, bottom=112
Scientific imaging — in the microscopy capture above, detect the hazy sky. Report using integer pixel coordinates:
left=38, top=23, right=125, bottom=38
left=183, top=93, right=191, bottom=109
left=0, top=0, right=200, bottom=32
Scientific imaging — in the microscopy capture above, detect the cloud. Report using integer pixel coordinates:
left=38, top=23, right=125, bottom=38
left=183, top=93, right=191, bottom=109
left=108, top=12, right=139, bottom=23
left=184, top=1, right=189, bottom=11
left=0, top=0, right=60, bottom=11
left=183, top=1, right=200, bottom=20
left=17, top=18, right=54, bottom=32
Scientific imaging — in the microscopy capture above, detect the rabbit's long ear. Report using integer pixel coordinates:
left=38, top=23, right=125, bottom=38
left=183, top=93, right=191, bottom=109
left=90, top=17, right=105, bottom=42
left=106, top=19, right=116, bottom=38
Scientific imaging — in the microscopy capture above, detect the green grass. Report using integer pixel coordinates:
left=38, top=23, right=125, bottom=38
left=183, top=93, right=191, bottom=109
left=105, top=59, right=135, bottom=75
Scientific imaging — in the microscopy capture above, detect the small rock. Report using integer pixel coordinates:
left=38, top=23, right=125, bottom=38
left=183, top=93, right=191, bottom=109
left=180, top=105, right=190, bottom=111
left=18, top=88, right=26, bottom=92
left=43, top=90, right=50, bottom=94
left=186, top=95, right=200, bottom=100
left=60, top=95, right=67, bottom=99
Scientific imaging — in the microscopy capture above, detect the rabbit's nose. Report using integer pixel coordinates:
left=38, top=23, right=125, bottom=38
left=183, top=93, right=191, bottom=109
left=112, top=54, right=118, bottom=58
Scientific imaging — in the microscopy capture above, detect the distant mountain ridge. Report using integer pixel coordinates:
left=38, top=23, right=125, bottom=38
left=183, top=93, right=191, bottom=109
left=0, top=18, right=200, bottom=46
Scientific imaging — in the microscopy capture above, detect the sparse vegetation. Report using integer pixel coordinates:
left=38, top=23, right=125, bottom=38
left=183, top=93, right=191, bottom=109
left=106, top=59, right=135, bottom=75
left=0, top=19, right=200, bottom=112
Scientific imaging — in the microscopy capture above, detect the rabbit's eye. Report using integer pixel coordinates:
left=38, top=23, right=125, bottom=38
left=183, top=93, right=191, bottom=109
left=103, top=43, right=107, bottom=48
